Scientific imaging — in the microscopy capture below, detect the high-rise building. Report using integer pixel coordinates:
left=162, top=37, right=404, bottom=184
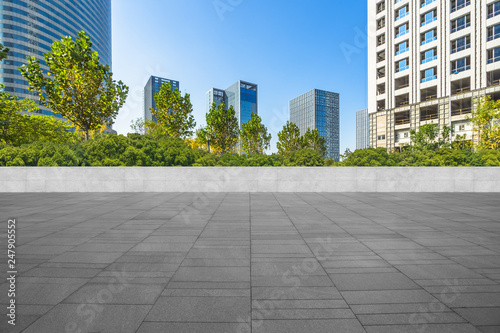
left=143, top=76, right=180, bottom=122
left=368, top=0, right=499, bottom=150
left=206, top=80, right=258, bottom=129
left=0, top=0, right=112, bottom=118
left=206, top=88, right=225, bottom=112
left=356, top=109, right=369, bottom=150
left=289, top=89, right=340, bottom=161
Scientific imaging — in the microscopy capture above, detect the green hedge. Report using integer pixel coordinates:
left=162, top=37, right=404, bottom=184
left=1, top=134, right=499, bottom=167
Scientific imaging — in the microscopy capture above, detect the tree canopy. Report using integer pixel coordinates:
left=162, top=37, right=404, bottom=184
left=152, top=82, right=196, bottom=138
left=20, top=31, right=128, bottom=140
left=470, top=96, right=500, bottom=150
left=277, top=121, right=301, bottom=156
left=204, top=102, right=240, bottom=155
left=240, top=112, right=271, bottom=154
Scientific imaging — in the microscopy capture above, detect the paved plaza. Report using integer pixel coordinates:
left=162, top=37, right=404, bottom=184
left=1, top=192, right=500, bottom=333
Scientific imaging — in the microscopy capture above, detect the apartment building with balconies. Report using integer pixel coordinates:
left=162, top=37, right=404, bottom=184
left=368, top=0, right=500, bottom=150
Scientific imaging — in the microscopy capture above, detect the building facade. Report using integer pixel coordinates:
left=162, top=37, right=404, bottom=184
left=206, top=80, right=258, bottom=129
left=368, top=0, right=500, bottom=150
left=356, top=108, right=370, bottom=149
left=289, top=89, right=340, bottom=161
left=143, top=76, right=179, bottom=122
left=0, top=0, right=112, bottom=118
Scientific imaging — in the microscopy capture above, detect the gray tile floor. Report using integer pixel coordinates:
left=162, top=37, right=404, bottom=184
left=0, top=193, right=499, bottom=333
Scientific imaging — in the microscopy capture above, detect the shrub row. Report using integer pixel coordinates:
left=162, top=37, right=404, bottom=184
left=1, top=134, right=499, bottom=167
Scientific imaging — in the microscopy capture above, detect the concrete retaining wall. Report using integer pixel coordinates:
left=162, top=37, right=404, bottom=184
left=0, top=167, right=499, bottom=192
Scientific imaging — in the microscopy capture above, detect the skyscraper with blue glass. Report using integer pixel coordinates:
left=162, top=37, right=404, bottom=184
left=206, top=80, right=258, bottom=129
left=143, top=76, right=180, bottom=123
left=289, top=89, right=340, bottom=161
left=0, top=0, right=112, bottom=118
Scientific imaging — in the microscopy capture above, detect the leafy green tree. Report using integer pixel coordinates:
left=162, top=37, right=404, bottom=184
left=130, top=117, right=147, bottom=135
left=340, top=148, right=352, bottom=162
left=284, top=149, right=325, bottom=166
left=20, top=31, right=129, bottom=141
left=277, top=121, right=301, bottom=156
left=240, top=112, right=271, bottom=154
left=409, top=124, right=453, bottom=151
left=204, top=102, right=240, bottom=155
left=300, top=128, right=327, bottom=157
left=469, top=96, right=500, bottom=150
left=0, top=42, right=9, bottom=61
left=152, top=82, right=196, bottom=138
left=342, top=147, right=398, bottom=166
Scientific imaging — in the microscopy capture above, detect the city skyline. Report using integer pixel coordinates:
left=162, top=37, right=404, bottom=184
left=111, top=0, right=368, bottom=153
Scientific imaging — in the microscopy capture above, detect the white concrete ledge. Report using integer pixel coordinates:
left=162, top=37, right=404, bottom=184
left=0, top=167, right=499, bottom=192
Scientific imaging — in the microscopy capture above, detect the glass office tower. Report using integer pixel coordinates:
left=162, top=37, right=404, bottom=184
left=356, top=109, right=369, bottom=150
left=0, top=0, right=112, bottom=118
left=206, top=88, right=225, bottom=112
left=206, top=80, right=258, bottom=129
left=143, top=76, right=180, bottom=123
left=290, top=89, right=340, bottom=161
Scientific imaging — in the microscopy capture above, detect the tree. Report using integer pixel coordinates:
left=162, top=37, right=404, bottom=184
left=240, top=112, right=271, bottom=154
left=152, top=82, right=196, bottom=138
left=409, top=124, right=452, bottom=151
left=300, top=128, right=327, bottom=157
left=469, top=95, right=500, bottom=150
left=130, top=117, right=147, bottom=135
left=204, top=102, right=240, bottom=155
left=277, top=121, right=301, bottom=156
left=20, top=30, right=129, bottom=141
left=284, top=149, right=325, bottom=166
left=0, top=42, right=9, bottom=61
left=340, top=148, right=352, bottom=162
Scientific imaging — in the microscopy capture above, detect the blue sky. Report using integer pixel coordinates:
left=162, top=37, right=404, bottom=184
left=111, top=0, right=368, bottom=153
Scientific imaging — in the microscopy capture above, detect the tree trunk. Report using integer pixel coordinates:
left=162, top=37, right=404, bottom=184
left=85, top=130, right=89, bottom=141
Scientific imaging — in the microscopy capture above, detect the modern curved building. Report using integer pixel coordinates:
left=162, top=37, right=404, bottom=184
left=0, top=0, right=112, bottom=117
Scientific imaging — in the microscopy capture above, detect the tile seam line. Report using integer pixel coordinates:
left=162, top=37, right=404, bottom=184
left=315, top=192, right=486, bottom=330
left=16, top=192, right=186, bottom=332
left=18, top=192, right=186, bottom=333
left=340, top=192, right=500, bottom=277
left=270, top=192, right=366, bottom=331
left=134, top=192, right=229, bottom=333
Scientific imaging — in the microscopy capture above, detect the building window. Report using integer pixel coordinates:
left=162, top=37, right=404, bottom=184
left=377, top=1, right=385, bottom=14
left=488, top=1, right=500, bottom=19
left=396, top=41, right=409, bottom=55
left=451, top=14, right=471, bottom=33
left=488, top=47, right=500, bottom=64
left=396, top=58, right=409, bottom=73
left=458, top=124, right=465, bottom=131
left=488, top=25, right=500, bottom=42
left=396, top=23, right=409, bottom=38
left=377, top=67, right=386, bottom=79
left=421, top=10, right=437, bottom=26
left=451, top=36, right=471, bottom=53
left=377, top=50, right=386, bottom=63
left=377, top=17, right=386, bottom=30
left=422, top=68, right=437, bottom=83
left=451, top=57, right=471, bottom=73
left=404, top=132, right=409, bottom=138
left=396, top=5, right=409, bottom=20
left=421, top=48, right=437, bottom=64
left=377, top=33, right=386, bottom=46
left=421, top=29, right=437, bottom=45
left=378, top=135, right=386, bottom=140
left=451, top=0, right=470, bottom=13
left=421, top=0, right=435, bottom=8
